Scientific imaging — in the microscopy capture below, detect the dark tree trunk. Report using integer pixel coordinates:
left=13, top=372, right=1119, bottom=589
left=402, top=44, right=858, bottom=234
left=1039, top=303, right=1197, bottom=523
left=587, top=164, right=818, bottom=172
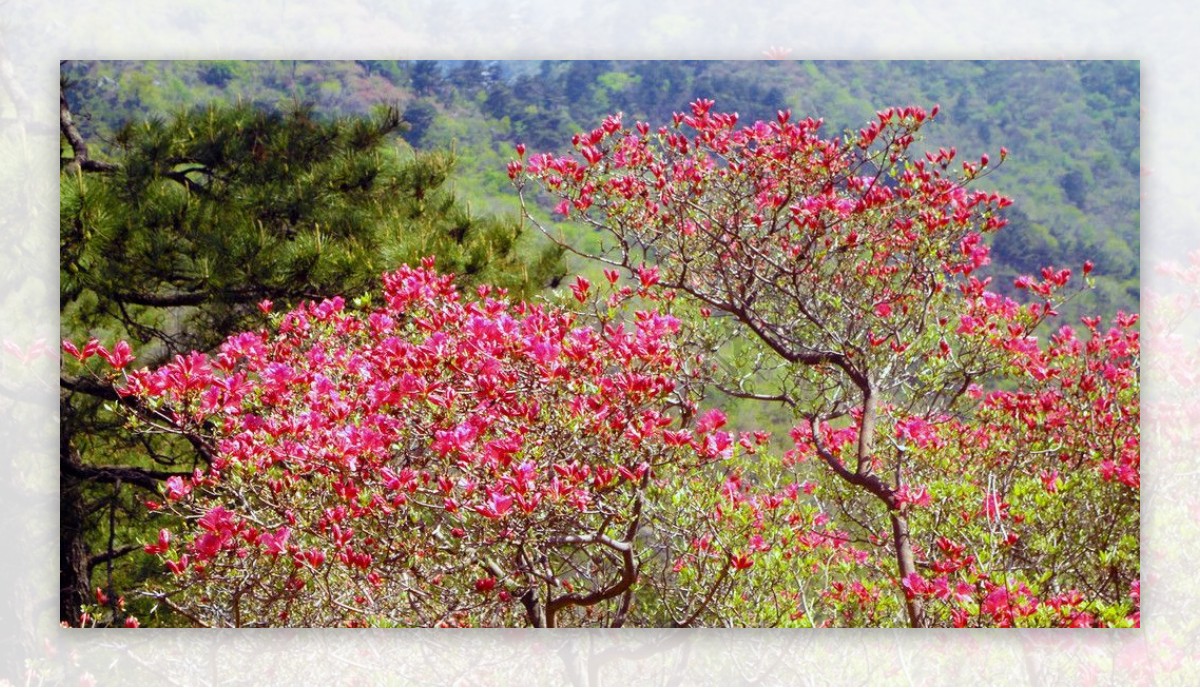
left=60, top=402, right=92, bottom=627
left=60, top=470, right=90, bottom=626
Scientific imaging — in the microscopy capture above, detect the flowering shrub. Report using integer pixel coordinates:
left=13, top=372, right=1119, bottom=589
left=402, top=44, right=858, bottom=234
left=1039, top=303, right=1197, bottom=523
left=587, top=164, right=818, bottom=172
left=68, top=260, right=774, bottom=627
left=515, top=101, right=1139, bottom=627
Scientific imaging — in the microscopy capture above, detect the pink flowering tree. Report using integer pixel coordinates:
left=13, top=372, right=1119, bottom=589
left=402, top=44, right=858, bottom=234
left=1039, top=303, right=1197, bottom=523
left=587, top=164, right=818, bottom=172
left=67, top=261, right=782, bottom=627
left=513, top=101, right=1139, bottom=627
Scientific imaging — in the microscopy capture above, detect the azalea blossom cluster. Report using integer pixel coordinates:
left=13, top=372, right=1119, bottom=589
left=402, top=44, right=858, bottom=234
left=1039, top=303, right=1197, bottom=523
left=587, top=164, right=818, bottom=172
left=68, top=260, right=762, bottom=627
left=512, top=102, right=1012, bottom=365
left=516, top=101, right=1139, bottom=627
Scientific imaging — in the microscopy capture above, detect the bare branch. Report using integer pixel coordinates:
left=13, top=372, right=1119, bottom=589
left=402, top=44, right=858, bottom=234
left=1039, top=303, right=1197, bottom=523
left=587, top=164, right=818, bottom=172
left=61, top=374, right=120, bottom=401
left=62, top=458, right=188, bottom=493
left=60, top=88, right=118, bottom=173
left=546, top=532, right=632, bottom=552
left=87, top=544, right=141, bottom=575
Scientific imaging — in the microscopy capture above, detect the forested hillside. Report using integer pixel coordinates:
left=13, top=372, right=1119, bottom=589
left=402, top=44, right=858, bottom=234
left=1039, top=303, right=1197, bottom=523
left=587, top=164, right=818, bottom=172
left=63, top=60, right=1139, bottom=318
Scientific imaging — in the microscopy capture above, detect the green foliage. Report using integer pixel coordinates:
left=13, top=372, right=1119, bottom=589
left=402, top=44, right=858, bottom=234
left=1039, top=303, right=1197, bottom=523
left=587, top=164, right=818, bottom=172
left=63, top=100, right=558, bottom=326
left=59, top=78, right=564, bottom=626
left=60, top=61, right=1139, bottom=324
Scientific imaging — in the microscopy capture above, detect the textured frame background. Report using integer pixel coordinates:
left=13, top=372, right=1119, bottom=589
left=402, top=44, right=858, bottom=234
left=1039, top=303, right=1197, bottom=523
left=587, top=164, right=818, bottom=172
left=1, top=1, right=1190, bottom=684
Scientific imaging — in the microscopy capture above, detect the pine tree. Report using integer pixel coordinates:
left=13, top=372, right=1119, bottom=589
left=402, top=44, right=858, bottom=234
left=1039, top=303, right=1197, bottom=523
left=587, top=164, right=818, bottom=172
left=59, top=78, right=563, bottom=626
